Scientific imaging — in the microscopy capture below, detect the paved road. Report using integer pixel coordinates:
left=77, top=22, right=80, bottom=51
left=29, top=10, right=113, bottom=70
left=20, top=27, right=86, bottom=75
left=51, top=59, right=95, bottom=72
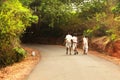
left=26, top=44, right=120, bottom=80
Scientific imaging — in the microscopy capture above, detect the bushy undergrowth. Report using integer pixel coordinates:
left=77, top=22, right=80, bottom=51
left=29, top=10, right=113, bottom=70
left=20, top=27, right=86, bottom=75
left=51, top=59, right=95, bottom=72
left=0, top=0, right=38, bottom=67
left=13, top=47, right=27, bottom=62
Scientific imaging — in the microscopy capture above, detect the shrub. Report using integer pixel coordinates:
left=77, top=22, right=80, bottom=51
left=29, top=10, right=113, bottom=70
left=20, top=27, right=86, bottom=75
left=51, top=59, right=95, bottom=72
left=0, top=0, right=38, bottom=67
left=13, top=47, right=27, bottom=62
left=106, top=29, right=117, bottom=41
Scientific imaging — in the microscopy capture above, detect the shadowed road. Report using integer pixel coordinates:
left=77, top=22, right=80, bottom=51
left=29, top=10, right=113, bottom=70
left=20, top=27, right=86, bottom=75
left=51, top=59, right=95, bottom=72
left=26, top=44, right=120, bottom=80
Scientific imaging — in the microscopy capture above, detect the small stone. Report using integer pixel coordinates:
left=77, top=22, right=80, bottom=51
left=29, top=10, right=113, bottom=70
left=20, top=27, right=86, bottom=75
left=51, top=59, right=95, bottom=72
left=32, top=51, right=36, bottom=56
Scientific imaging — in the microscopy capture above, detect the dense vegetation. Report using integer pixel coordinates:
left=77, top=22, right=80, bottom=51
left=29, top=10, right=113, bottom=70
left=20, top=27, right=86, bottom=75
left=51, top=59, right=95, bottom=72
left=0, top=0, right=38, bottom=67
left=22, top=0, right=120, bottom=42
left=0, top=0, right=120, bottom=66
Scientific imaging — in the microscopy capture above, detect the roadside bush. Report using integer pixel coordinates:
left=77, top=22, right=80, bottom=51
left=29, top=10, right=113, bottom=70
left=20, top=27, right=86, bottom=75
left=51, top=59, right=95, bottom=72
left=13, top=47, right=27, bottom=62
left=0, top=0, right=38, bottom=67
left=106, top=29, right=117, bottom=41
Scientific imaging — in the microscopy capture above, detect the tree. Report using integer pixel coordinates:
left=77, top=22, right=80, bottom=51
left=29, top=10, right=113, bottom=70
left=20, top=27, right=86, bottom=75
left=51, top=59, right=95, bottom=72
left=0, top=0, right=38, bottom=67
left=19, top=0, right=33, bottom=6
left=23, top=0, right=120, bottom=41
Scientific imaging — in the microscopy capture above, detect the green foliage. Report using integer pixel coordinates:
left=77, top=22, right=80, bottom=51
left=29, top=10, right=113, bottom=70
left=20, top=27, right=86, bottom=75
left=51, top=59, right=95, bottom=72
left=24, top=0, right=120, bottom=42
left=106, top=29, right=117, bottom=41
left=0, top=46, right=26, bottom=67
left=13, top=47, right=27, bottom=62
left=38, top=0, right=72, bottom=27
left=83, top=29, right=93, bottom=37
left=29, top=0, right=80, bottom=28
left=19, top=0, right=33, bottom=6
left=112, top=2, right=120, bottom=14
left=0, top=0, right=38, bottom=66
left=79, top=0, right=106, bottom=20
left=110, top=34, right=117, bottom=41
left=93, top=25, right=108, bottom=37
left=83, top=24, right=108, bottom=37
left=60, top=0, right=84, bottom=3
left=79, top=0, right=120, bottom=40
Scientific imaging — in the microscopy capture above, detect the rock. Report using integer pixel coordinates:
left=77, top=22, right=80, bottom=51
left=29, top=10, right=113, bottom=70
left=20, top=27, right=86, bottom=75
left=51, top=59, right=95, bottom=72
left=92, top=37, right=120, bottom=58
left=32, top=51, right=36, bottom=56
left=91, top=36, right=110, bottom=52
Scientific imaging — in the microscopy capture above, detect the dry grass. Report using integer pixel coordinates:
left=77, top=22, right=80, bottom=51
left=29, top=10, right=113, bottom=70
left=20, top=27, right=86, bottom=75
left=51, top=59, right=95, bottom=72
left=0, top=47, right=40, bottom=80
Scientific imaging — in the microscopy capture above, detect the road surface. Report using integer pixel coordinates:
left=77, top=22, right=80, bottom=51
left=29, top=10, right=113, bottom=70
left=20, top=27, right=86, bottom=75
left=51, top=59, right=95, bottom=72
left=26, top=44, right=120, bottom=80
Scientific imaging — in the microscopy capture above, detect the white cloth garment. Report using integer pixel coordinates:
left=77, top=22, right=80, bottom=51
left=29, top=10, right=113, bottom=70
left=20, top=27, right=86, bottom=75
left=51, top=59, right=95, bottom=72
left=83, top=37, right=88, bottom=53
left=72, top=36, right=78, bottom=50
left=65, top=34, right=73, bottom=48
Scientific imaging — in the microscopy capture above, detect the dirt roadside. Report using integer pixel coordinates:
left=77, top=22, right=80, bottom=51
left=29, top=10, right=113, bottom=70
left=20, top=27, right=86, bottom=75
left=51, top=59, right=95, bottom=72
left=0, top=47, right=40, bottom=80
left=89, top=50, right=120, bottom=66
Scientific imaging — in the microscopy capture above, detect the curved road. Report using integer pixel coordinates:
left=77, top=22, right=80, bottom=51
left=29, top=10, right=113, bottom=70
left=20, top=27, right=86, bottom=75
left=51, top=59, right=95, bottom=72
left=26, top=44, right=120, bottom=80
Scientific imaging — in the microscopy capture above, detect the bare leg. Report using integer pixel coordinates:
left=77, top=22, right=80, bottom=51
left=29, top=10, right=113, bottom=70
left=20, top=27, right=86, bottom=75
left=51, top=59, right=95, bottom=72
left=74, top=48, right=76, bottom=55
left=83, top=49, right=86, bottom=54
left=85, top=48, right=88, bottom=55
left=74, top=47, right=78, bottom=55
left=69, top=47, right=71, bottom=55
left=76, top=48, right=78, bottom=55
left=66, top=47, right=68, bottom=55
